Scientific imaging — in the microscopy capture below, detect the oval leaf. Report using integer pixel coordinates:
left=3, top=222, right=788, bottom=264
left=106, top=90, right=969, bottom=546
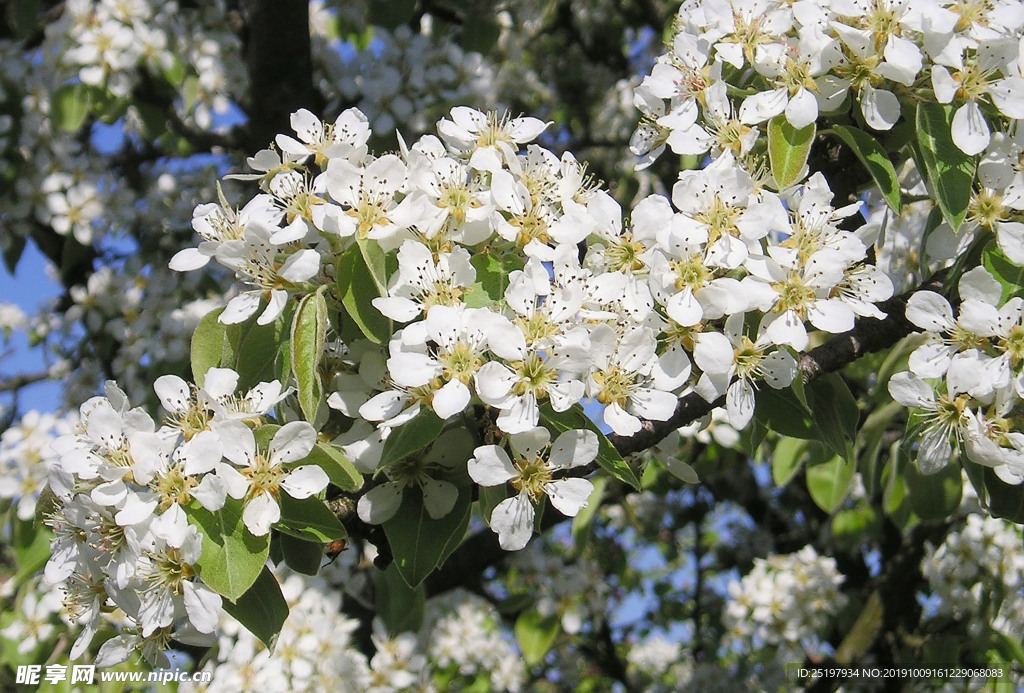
left=291, top=287, right=328, bottom=423
left=189, top=497, right=270, bottom=601
left=915, top=102, right=976, bottom=232
left=382, top=485, right=471, bottom=588
left=768, top=116, right=815, bottom=189
left=831, top=125, right=902, bottom=214
left=221, top=565, right=289, bottom=650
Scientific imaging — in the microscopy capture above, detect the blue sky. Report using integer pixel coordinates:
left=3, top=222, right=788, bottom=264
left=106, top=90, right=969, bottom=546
left=0, top=241, right=66, bottom=415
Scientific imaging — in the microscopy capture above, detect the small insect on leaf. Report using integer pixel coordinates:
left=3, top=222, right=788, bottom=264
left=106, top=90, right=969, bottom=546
left=325, top=538, right=348, bottom=563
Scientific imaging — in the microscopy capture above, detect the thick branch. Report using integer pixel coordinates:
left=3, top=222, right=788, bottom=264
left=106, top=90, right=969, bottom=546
left=241, top=0, right=321, bottom=152
left=0, top=370, right=53, bottom=393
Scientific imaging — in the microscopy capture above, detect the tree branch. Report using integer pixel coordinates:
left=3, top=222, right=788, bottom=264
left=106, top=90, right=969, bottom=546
left=240, top=0, right=321, bottom=152
left=0, top=370, right=53, bottom=393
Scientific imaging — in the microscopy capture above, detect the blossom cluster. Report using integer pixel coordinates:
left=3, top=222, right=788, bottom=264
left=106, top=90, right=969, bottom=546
left=722, top=545, right=847, bottom=658
left=183, top=569, right=370, bottom=692
left=633, top=0, right=1024, bottom=166
left=888, top=265, right=1024, bottom=482
left=182, top=573, right=524, bottom=692
left=921, top=513, right=1024, bottom=638
left=322, top=22, right=495, bottom=135
left=43, top=373, right=330, bottom=666
left=171, top=98, right=894, bottom=474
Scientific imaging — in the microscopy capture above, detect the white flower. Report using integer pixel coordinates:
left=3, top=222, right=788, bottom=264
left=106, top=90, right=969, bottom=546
left=437, top=107, right=548, bottom=174
left=693, top=313, right=798, bottom=429
left=216, top=421, right=329, bottom=536
left=468, top=427, right=597, bottom=550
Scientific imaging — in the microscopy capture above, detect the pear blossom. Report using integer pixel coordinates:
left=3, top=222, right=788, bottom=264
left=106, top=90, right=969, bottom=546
left=356, top=428, right=472, bottom=524
left=215, top=420, right=329, bottom=536
left=468, top=427, right=597, bottom=550
left=437, top=107, right=548, bottom=174
left=586, top=325, right=680, bottom=436
left=693, top=313, right=798, bottom=428
left=215, top=224, right=321, bottom=325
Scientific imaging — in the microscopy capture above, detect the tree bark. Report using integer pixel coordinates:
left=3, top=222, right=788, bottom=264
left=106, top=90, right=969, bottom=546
left=242, top=0, right=321, bottom=153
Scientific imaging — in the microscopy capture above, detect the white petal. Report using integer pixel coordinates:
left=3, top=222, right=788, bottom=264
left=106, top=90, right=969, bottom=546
left=359, top=390, right=410, bottom=421
left=182, top=582, right=222, bottom=634
left=860, top=84, right=900, bottom=131
left=906, top=291, right=955, bottom=332
left=280, top=465, right=329, bottom=499
left=739, top=88, right=788, bottom=124
left=432, top=379, right=470, bottom=419
left=548, top=430, right=599, bottom=469
left=357, top=481, right=405, bottom=524
left=509, top=427, right=551, bottom=458
left=422, top=478, right=458, bottom=519
left=726, top=378, right=756, bottom=429
left=997, top=221, right=1024, bottom=266
left=887, top=371, right=935, bottom=408
left=243, top=492, right=280, bottom=535
left=604, top=402, right=641, bottom=436
left=807, top=298, right=855, bottom=334
left=545, top=478, right=594, bottom=517
left=468, top=445, right=518, bottom=486
left=489, top=495, right=534, bottom=551
left=270, top=421, right=317, bottom=464
left=154, top=375, right=191, bottom=414
left=951, top=101, right=990, bottom=156
left=220, top=292, right=261, bottom=324
left=785, top=88, right=818, bottom=129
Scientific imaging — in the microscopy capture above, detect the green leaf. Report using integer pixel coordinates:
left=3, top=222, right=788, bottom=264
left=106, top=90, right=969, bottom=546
left=805, top=444, right=855, bottom=513
left=808, top=373, right=859, bottom=463
left=915, top=102, right=976, bottom=231
left=540, top=403, right=640, bottom=489
left=52, top=83, right=93, bottom=132
left=223, top=307, right=293, bottom=391
left=459, top=12, right=501, bottom=54
left=383, top=485, right=472, bottom=588
left=291, top=287, right=328, bottom=423
left=983, top=467, right=1024, bottom=523
left=830, top=125, right=902, bottom=214
left=357, top=238, right=392, bottom=296
left=478, top=484, right=507, bottom=523
left=755, top=386, right=816, bottom=439
left=882, top=444, right=918, bottom=529
left=375, top=562, right=426, bottom=633
left=904, top=460, right=962, bottom=521
left=982, top=241, right=1024, bottom=303
left=772, top=436, right=809, bottom=486
left=515, top=607, right=561, bottom=667
left=10, top=520, right=52, bottom=585
left=337, top=242, right=392, bottom=344
left=570, top=476, right=606, bottom=556
left=2, top=232, right=25, bottom=274
left=189, top=497, right=270, bottom=601
left=831, top=505, right=881, bottom=550
left=278, top=493, right=347, bottom=542
left=279, top=533, right=325, bottom=576
left=469, top=251, right=524, bottom=306
left=767, top=116, right=815, bottom=189
left=379, top=409, right=445, bottom=468
left=221, top=565, right=289, bottom=649
left=190, top=307, right=227, bottom=386
left=304, top=440, right=364, bottom=492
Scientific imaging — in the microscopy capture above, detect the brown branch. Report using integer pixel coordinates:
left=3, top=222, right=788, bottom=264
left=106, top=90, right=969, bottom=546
left=0, top=370, right=53, bottom=393
left=240, top=0, right=322, bottom=152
